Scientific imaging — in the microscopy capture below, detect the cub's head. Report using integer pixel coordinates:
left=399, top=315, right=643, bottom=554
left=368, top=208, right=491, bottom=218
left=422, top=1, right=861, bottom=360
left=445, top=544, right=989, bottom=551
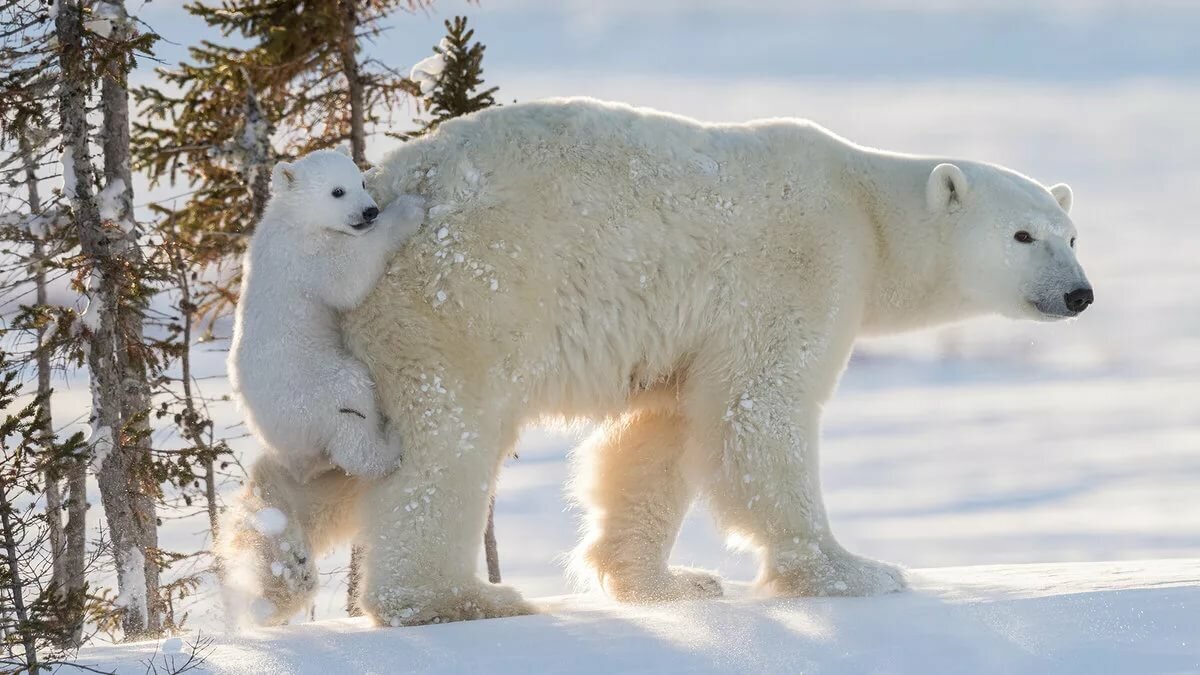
left=926, top=162, right=1093, bottom=321
left=269, top=149, right=380, bottom=235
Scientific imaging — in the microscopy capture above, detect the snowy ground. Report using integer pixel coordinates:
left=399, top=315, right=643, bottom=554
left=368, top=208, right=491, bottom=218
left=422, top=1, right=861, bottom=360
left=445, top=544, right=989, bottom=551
left=19, top=0, right=1200, bottom=671
left=74, top=560, right=1200, bottom=674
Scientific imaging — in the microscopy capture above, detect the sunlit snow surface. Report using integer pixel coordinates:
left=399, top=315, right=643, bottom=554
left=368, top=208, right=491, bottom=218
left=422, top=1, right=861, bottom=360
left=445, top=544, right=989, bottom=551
left=75, top=560, right=1199, bottom=674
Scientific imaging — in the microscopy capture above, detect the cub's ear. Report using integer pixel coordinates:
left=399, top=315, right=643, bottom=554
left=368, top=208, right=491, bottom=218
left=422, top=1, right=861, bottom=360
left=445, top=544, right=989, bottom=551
left=1049, top=183, right=1073, bottom=213
left=926, top=163, right=969, bottom=213
left=335, top=144, right=352, bottom=157
left=271, top=162, right=296, bottom=194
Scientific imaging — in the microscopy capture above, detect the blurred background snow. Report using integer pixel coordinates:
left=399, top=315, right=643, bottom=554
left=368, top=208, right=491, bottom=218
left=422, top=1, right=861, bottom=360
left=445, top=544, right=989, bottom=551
left=63, top=0, right=1200, bottom=627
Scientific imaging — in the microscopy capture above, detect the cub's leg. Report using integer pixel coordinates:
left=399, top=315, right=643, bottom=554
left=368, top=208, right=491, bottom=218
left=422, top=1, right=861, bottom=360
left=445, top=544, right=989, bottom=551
left=325, top=364, right=403, bottom=479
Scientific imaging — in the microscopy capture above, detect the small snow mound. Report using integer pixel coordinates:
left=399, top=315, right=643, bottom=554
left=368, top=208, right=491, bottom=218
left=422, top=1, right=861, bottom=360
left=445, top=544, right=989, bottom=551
left=159, top=637, right=183, bottom=654
left=251, top=507, right=288, bottom=536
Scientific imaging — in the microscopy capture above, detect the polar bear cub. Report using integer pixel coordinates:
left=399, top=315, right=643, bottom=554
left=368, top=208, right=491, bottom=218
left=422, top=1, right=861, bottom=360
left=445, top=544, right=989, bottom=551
left=229, top=149, right=424, bottom=481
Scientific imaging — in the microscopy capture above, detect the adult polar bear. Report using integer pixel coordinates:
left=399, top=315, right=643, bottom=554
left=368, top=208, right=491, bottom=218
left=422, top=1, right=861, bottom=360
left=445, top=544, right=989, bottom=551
left=237, top=97, right=1092, bottom=626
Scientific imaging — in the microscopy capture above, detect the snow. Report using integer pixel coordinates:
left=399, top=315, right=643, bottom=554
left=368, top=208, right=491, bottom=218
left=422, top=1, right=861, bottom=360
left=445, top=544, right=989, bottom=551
left=97, top=177, right=126, bottom=222
left=85, top=1, right=123, bottom=38
left=250, top=507, right=288, bottom=537
left=112, top=547, right=149, bottom=630
left=410, top=53, right=448, bottom=95
left=79, top=270, right=104, bottom=333
left=87, top=425, right=113, bottom=471
left=59, top=145, right=77, bottom=199
left=71, top=559, right=1200, bottom=674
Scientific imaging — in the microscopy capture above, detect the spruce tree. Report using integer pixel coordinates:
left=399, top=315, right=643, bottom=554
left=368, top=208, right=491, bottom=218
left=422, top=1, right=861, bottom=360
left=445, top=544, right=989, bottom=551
left=0, top=349, right=88, bottom=673
left=53, top=0, right=164, bottom=640
left=407, top=16, right=499, bottom=138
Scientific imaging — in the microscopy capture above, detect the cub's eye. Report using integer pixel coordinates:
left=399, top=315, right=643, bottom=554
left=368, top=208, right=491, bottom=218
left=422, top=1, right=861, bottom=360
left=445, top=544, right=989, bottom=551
left=362, top=180, right=366, bottom=189
left=332, top=188, right=345, bottom=198
left=1014, top=231, right=1035, bottom=243
left=1070, top=237, right=1076, bottom=248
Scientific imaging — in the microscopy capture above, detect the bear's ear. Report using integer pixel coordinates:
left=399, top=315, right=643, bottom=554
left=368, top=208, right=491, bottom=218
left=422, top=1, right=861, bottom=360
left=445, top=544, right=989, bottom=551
left=1049, top=183, right=1073, bottom=213
left=926, top=163, right=969, bottom=213
left=271, top=162, right=296, bottom=194
left=334, top=144, right=352, bottom=157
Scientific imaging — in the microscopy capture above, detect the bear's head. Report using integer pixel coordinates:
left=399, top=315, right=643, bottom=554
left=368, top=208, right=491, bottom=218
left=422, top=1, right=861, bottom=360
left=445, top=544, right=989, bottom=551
left=268, top=149, right=380, bottom=236
left=926, top=162, right=1093, bottom=321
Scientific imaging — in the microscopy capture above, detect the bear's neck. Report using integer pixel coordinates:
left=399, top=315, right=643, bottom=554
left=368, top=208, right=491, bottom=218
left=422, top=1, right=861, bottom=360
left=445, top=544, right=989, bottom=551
left=851, top=150, right=980, bottom=336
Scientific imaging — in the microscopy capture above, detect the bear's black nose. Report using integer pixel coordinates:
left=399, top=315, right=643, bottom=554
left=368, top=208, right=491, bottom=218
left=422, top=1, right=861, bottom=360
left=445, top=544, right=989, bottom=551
left=362, top=206, right=379, bottom=222
left=1064, top=288, right=1094, bottom=313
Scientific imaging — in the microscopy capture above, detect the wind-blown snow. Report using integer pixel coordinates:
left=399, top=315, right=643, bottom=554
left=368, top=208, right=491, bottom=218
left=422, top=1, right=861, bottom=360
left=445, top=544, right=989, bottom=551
left=250, top=507, right=287, bottom=537
left=73, top=559, right=1200, bottom=674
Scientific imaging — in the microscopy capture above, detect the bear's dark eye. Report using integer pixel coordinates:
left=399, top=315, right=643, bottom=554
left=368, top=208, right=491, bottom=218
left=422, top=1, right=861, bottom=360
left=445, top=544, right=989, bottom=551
left=1014, top=231, right=1035, bottom=244
left=332, top=187, right=345, bottom=198
left=1070, top=237, right=1076, bottom=248
left=362, top=180, right=366, bottom=189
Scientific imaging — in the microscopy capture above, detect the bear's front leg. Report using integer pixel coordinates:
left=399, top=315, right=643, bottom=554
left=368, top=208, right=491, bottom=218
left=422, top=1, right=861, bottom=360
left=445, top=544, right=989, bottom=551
left=357, top=373, right=532, bottom=626
left=690, top=357, right=906, bottom=598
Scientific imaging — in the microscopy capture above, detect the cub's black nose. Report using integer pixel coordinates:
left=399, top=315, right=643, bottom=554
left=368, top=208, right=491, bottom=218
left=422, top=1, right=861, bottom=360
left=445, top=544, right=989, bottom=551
left=362, top=206, right=380, bottom=222
left=1064, top=288, right=1094, bottom=313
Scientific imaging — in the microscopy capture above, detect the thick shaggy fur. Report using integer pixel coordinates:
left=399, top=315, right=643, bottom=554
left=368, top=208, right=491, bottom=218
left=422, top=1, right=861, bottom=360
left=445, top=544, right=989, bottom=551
left=228, top=150, right=424, bottom=482
left=224, top=99, right=1091, bottom=626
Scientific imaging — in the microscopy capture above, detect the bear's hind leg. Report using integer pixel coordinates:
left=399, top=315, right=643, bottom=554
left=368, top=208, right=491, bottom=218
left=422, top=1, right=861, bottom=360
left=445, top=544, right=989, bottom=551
left=574, top=408, right=723, bottom=602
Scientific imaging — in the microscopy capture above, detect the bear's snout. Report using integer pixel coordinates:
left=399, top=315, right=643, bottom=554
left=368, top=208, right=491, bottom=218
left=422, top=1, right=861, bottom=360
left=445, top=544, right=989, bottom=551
left=362, top=206, right=380, bottom=223
left=1064, top=287, right=1094, bottom=313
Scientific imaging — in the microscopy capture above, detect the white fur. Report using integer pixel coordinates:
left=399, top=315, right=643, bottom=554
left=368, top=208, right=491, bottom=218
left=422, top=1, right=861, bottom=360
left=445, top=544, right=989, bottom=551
left=225, top=99, right=1092, bottom=626
left=228, top=150, right=425, bottom=482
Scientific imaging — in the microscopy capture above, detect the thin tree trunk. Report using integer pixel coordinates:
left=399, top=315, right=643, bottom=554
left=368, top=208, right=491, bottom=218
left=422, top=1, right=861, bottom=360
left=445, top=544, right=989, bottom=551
left=18, top=132, right=65, bottom=591
left=61, top=458, right=86, bottom=646
left=338, top=0, right=366, bottom=166
left=56, top=0, right=159, bottom=640
left=236, top=76, right=273, bottom=229
left=0, top=480, right=40, bottom=674
left=484, top=497, right=500, bottom=583
left=168, top=225, right=221, bottom=549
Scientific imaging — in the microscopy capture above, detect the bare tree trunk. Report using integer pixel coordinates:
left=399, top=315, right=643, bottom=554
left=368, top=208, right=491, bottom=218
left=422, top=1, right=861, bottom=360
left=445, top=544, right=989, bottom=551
left=61, top=458, right=86, bottom=646
left=18, top=131, right=65, bottom=588
left=484, top=497, right=501, bottom=583
left=337, top=0, right=366, bottom=166
left=167, top=224, right=221, bottom=547
left=235, top=76, right=274, bottom=228
left=20, top=126, right=90, bottom=647
left=56, top=0, right=159, bottom=640
left=0, top=479, right=41, bottom=674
